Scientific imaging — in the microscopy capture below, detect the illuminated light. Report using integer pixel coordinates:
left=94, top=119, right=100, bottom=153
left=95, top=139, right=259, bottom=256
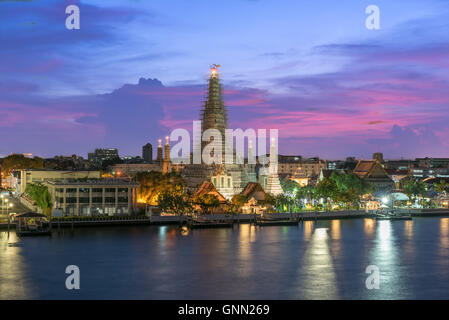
left=314, top=228, right=328, bottom=241
left=382, top=197, right=389, bottom=204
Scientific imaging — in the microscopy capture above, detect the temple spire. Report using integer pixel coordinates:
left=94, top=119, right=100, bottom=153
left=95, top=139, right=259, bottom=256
left=201, top=65, right=228, bottom=156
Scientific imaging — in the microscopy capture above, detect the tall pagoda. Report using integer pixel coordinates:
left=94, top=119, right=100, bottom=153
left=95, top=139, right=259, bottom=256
left=200, top=64, right=228, bottom=153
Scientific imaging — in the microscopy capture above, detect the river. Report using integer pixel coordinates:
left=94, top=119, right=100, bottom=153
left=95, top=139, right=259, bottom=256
left=1, top=217, right=449, bottom=299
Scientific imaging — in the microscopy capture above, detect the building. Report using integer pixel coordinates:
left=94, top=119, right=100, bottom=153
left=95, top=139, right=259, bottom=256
left=142, top=143, right=153, bottom=163
left=111, top=163, right=161, bottom=176
left=240, top=182, right=268, bottom=214
left=373, top=152, right=384, bottom=163
left=277, top=156, right=326, bottom=178
left=88, top=148, right=120, bottom=165
left=353, top=160, right=395, bottom=191
left=180, top=65, right=257, bottom=197
left=18, top=169, right=101, bottom=194
left=193, top=180, right=228, bottom=214
left=45, top=179, right=138, bottom=216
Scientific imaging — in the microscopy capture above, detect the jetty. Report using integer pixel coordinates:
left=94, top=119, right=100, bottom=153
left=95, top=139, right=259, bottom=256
left=374, top=209, right=413, bottom=221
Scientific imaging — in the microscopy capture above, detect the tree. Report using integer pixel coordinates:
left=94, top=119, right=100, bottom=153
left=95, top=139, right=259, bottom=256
left=158, top=186, right=191, bottom=215
left=403, top=178, right=427, bottom=205
left=434, top=180, right=449, bottom=194
left=193, top=194, right=220, bottom=214
left=315, top=178, right=338, bottom=210
left=25, top=183, right=52, bottom=216
left=134, top=171, right=185, bottom=205
left=231, top=194, right=247, bottom=213
left=280, top=179, right=300, bottom=195
left=1, top=154, right=44, bottom=176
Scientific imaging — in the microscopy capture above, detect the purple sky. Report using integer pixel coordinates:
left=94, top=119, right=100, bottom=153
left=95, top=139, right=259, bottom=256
left=1, top=0, right=449, bottom=160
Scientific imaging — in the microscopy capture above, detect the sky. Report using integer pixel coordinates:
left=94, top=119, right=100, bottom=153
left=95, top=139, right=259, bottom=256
left=1, top=0, right=449, bottom=160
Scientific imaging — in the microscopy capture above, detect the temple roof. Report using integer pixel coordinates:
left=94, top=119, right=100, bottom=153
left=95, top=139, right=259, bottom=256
left=193, top=181, right=228, bottom=204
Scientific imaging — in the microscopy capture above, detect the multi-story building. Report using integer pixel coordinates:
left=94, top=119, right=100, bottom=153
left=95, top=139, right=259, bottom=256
left=111, top=163, right=162, bottom=176
left=142, top=143, right=153, bottom=163
left=278, top=156, right=326, bottom=178
left=18, top=169, right=101, bottom=193
left=45, top=179, right=138, bottom=216
left=88, top=148, right=120, bottom=165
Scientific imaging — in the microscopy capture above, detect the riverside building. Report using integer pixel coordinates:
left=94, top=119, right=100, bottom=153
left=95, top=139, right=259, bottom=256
left=44, top=179, right=138, bottom=216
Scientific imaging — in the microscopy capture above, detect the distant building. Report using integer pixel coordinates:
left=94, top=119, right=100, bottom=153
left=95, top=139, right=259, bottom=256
left=373, top=152, right=384, bottom=163
left=142, top=143, right=153, bottom=163
left=44, top=179, right=138, bottom=216
left=88, top=148, right=120, bottom=166
left=111, top=163, right=161, bottom=176
left=353, top=160, right=394, bottom=191
left=19, top=169, right=101, bottom=194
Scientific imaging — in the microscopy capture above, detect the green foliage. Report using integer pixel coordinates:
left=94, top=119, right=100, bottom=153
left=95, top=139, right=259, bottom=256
left=280, top=179, right=300, bottom=194
left=193, top=194, right=220, bottom=214
left=25, top=183, right=52, bottom=215
left=231, top=194, right=247, bottom=213
left=135, top=171, right=185, bottom=205
left=403, top=178, right=427, bottom=201
left=158, top=186, right=192, bottom=215
left=1, top=154, right=44, bottom=176
left=434, top=180, right=449, bottom=194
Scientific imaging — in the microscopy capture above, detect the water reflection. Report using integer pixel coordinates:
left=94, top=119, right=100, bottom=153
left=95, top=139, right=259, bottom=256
left=331, top=220, right=341, bottom=240
left=439, top=218, right=449, bottom=255
left=364, top=218, right=375, bottom=238
left=0, top=232, right=33, bottom=299
left=237, top=224, right=256, bottom=277
left=300, top=228, right=339, bottom=299
left=369, top=221, right=404, bottom=298
left=303, top=221, right=315, bottom=241
left=404, top=221, right=414, bottom=240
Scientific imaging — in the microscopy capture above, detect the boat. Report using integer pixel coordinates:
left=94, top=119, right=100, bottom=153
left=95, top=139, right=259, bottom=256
left=15, top=212, right=51, bottom=236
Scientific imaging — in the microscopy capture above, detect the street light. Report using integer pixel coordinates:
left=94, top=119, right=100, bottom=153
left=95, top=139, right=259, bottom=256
left=6, top=203, right=13, bottom=217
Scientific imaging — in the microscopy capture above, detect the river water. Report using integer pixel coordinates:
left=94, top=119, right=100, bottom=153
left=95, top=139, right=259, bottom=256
left=1, top=217, right=449, bottom=299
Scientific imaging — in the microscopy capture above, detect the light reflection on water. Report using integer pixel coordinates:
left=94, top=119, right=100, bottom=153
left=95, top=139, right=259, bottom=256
left=1, top=217, right=449, bottom=299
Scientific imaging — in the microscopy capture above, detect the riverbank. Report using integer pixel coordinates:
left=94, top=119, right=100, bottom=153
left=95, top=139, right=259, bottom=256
left=1, top=209, right=449, bottom=230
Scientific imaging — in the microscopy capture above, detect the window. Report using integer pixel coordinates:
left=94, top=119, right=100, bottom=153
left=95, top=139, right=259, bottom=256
left=92, top=188, right=103, bottom=193
left=105, top=188, right=116, bottom=193
left=118, top=197, right=128, bottom=203
left=105, top=197, right=115, bottom=203
left=227, top=178, right=231, bottom=188
left=66, top=197, right=77, bottom=203
left=67, top=188, right=77, bottom=193
left=221, top=177, right=224, bottom=187
left=92, top=197, right=102, bottom=203
left=118, top=188, right=128, bottom=193
left=79, top=188, right=90, bottom=193
left=79, top=197, right=89, bottom=204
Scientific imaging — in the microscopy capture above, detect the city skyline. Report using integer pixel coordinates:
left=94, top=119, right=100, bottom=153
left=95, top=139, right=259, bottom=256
left=2, top=0, right=449, bottom=159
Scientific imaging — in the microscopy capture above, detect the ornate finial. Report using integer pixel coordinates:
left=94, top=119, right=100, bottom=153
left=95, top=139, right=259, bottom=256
left=165, top=136, right=169, bottom=145
left=158, top=139, right=162, bottom=148
left=210, top=64, right=221, bottom=77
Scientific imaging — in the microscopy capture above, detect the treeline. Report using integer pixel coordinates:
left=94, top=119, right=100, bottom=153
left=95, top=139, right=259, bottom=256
left=0, top=154, right=44, bottom=176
